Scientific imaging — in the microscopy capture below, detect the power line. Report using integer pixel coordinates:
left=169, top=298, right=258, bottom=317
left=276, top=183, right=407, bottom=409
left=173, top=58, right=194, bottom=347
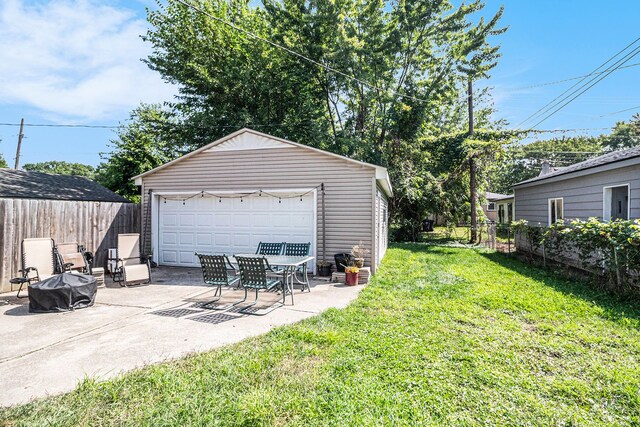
left=516, top=36, right=640, bottom=129
left=171, top=0, right=432, bottom=104
left=513, top=62, right=640, bottom=90
left=0, top=122, right=119, bottom=129
left=527, top=45, right=640, bottom=130
left=599, top=105, right=640, bottom=117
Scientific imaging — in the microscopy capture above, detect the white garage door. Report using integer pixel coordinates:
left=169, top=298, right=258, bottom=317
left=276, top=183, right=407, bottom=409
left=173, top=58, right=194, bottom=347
left=158, top=193, right=315, bottom=267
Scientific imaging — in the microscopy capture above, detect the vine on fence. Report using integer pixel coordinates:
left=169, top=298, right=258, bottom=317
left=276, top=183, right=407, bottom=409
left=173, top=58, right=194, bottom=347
left=512, top=218, right=640, bottom=290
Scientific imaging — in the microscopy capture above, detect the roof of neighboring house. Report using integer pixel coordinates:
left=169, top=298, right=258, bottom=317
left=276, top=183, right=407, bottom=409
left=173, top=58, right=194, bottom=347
left=0, top=169, right=130, bottom=203
left=132, top=128, right=393, bottom=197
left=486, top=192, right=514, bottom=201
left=513, top=146, right=640, bottom=188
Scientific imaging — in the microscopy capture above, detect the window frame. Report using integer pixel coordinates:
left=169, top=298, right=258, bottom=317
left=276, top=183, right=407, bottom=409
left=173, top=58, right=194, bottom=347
left=487, top=202, right=496, bottom=212
left=548, top=197, right=564, bottom=225
left=602, top=184, right=630, bottom=221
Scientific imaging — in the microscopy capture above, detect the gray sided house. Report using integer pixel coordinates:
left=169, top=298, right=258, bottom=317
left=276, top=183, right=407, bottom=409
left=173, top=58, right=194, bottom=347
left=0, top=170, right=137, bottom=293
left=513, top=146, right=640, bottom=225
left=133, top=128, right=392, bottom=273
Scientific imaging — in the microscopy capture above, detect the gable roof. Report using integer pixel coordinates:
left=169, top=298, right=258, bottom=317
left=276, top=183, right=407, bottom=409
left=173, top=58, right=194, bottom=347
left=485, top=192, right=513, bottom=201
left=513, top=146, right=640, bottom=188
left=132, top=128, right=393, bottom=196
left=0, top=169, right=130, bottom=203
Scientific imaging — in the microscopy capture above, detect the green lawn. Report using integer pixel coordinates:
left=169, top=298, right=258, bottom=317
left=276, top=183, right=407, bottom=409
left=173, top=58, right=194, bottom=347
left=3, top=245, right=640, bottom=426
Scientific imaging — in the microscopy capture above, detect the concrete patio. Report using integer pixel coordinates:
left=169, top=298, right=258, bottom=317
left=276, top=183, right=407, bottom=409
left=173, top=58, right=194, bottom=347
left=0, top=267, right=362, bottom=407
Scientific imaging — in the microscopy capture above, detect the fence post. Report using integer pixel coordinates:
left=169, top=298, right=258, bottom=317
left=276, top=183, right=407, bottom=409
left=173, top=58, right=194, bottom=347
left=507, top=226, right=511, bottom=256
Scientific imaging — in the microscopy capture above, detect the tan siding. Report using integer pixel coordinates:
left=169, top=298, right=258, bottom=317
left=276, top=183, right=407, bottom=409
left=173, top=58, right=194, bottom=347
left=141, top=146, right=377, bottom=269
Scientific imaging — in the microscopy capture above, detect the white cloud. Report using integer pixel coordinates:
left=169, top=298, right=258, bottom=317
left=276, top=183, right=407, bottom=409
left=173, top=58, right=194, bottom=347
left=0, top=0, right=175, bottom=122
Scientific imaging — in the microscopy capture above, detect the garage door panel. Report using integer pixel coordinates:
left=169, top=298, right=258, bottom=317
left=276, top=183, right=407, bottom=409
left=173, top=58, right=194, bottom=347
left=179, top=251, right=196, bottom=264
left=161, top=214, right=177, bottom=227
left=162, top=232, right=178, bottom=245
left=162, top=251, right=178, bottom=263
left=196, top=233, right=213, bottom=245
left=197, top=214, right=213, bottom=226
left=271, top=215, right=291, bottom=227
left=215, top=213, right=232, bottom=226
left=158, top=193, right=314, bottom=267
left=251, top=214, right=271, bottom=227
left=179, top=233, right=195, bottom=245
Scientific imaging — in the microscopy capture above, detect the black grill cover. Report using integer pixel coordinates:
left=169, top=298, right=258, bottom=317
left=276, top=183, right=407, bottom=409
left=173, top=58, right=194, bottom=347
left=28, top=273, right=97, bottom=313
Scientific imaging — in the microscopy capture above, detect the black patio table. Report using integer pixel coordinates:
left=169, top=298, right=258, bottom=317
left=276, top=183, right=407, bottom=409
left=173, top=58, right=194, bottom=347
left=233, top=255, right=314, bottom=305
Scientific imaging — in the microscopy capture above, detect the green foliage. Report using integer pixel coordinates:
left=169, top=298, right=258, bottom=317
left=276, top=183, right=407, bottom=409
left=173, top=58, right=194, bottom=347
left=514, top=218, right=640, bottom=290
left=95, top=104, right=186, bottom=202
left=489, top=136, right=604, bottom=194
left=0, top=138, right=7, bottom=168
left=22, top=161, right=95, bottom=178
left=3, top=246, right=640, bottom=425
left=142, top=0, right=506, bottom=232
left=604, top=113, right=640, bottom=151
left=390, top=129, right=516, bottom=240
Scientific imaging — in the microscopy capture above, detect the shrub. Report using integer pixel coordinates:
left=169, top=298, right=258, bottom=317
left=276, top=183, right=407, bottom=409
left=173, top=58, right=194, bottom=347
left=513, top=218, right=640, bottom=291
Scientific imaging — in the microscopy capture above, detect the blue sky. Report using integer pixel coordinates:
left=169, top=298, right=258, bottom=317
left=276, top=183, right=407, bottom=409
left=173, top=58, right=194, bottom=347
left=1, top=0, right=639, bottom=167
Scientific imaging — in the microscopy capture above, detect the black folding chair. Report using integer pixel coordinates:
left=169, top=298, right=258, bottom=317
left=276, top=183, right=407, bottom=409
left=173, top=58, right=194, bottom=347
left=235, top=256, right=283, bottom=315
left=196, top=253, right=240, bottom=309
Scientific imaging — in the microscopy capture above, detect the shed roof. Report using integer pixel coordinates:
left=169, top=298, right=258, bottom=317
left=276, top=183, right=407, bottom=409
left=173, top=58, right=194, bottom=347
left=0, top=169, right=130, bottom=203
left=513, top=146, right=640, bottom=188
left=132, top=128, right=393, bottom=197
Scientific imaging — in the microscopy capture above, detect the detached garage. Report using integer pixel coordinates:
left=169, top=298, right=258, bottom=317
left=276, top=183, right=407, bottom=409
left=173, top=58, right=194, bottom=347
left=133, top=128, right=392, bottom=273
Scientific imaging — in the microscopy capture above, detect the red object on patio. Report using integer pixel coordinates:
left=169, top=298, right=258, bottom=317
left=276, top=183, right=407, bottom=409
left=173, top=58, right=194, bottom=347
left=345, top=271, right=359, bottom=286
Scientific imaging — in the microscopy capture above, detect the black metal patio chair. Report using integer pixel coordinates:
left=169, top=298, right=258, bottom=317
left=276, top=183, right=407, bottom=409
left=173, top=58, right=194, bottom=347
left=196, top=253, right=240, bottom=310
left=235, top=256, right=284, bottom=315
left=255, top=242, right=285, bottom=255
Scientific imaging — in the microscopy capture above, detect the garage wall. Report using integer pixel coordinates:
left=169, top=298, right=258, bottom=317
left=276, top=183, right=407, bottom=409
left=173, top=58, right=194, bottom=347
left=140, top=145, right=378, bottom=271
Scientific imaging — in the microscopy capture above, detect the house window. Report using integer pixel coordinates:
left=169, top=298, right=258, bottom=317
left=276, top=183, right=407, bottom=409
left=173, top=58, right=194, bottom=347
left=507, top=202, right=514, bottom=223
left=548, top=198, right=563, bottom=225
left=487, top=202, right=496, bottom=211
left=603, top=184, right=629, bottom=221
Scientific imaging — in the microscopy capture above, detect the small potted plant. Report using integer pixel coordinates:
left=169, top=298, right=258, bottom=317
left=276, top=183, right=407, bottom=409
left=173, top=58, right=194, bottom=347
left=344, top=265, right=359, bottom=286
left=317, top=260, right=332, bottom=277
left=350, top=242, right=370, bottom=268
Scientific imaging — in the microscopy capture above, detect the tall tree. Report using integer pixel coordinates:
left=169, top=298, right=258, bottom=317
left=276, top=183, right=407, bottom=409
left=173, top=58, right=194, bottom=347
left=0, top=140, right=7, bottom=168
left=22, top=161, right=95, bottom=178
left=95, top=104, right=185, bottom=202
left=142, top=0, right=505, bottom=234
left=604, top=113, right=640, bottom=151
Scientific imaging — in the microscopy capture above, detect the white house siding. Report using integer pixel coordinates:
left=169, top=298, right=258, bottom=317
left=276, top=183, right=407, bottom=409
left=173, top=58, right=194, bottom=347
left=375, top=188, right=389, bottom=265
left=140, top=145, right=380, bottom=271
left=514, top=163, right=640, bottom=225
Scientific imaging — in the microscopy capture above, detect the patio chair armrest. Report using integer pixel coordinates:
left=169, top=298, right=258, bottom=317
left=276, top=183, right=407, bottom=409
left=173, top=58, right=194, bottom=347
left=20, top=266, right=38, bottom=275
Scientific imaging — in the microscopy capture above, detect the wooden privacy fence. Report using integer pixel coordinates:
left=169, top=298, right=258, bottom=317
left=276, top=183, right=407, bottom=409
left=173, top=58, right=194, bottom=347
left=0, top=199, right=140, bottom=293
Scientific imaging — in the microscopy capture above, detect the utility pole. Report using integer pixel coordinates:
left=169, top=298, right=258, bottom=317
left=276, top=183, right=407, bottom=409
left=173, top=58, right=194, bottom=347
left=468, top=78, right=478, bottom=243
left=14, top=118, right=25, bottom=170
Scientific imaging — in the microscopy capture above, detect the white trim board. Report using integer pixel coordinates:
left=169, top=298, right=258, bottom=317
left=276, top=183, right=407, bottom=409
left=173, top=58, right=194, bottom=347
left=602, top=183, right=630, bottom=221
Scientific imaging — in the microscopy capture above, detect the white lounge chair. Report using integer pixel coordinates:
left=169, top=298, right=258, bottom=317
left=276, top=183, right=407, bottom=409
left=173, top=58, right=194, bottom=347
left=56, top=242, right=92, bottom=274
left=113, top=233, right=151, bottom=287
left=11, top=238, right=57, bottom=298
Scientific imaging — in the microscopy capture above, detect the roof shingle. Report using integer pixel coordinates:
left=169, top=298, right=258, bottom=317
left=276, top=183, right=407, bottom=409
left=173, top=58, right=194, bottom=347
left=0, top=169, right=130, bottom=203
left=513, top=146, right=640, bottom=187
